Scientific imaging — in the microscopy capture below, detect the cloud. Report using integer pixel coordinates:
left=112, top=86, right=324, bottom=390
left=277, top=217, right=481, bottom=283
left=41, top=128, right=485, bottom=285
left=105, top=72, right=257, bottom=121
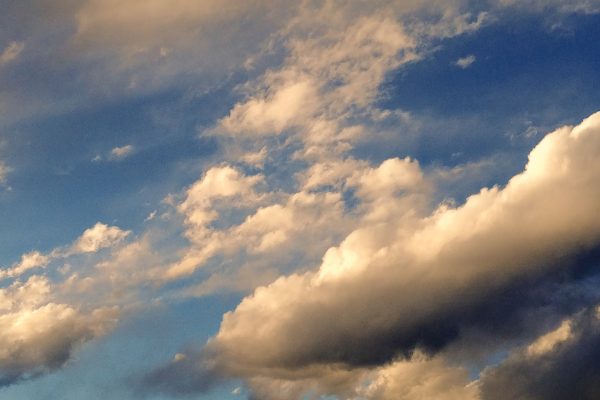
left=109, top=144, right=134, bottom=160
left=139, top=348, right=225, bottom=397
left=70, top=222, right=131, bottom=254
left=69, top=0, right=294, bottom=95
left=478, top=306, right=600, bottom=400
left=1, top=222, right=130, bottom=283
left=0, top=161, right=11, bottom=184
left=499, top=0, right=600, bottom=14
left=162, top=164, right=353, bottom=285
left=0, top=221, right=135, bottom=385
left=194, top=112, right=600, bottom=395
left=0, top=276, right=118, bottom=386
left=0, top=251, right=50, bottom=280
left=0, top=41, right=24, bottom=65
left=5, top=1, right=597, bottom=396
left=356, top=353, right=479, bottom=400
left=455, top=54, right=476, bottom=69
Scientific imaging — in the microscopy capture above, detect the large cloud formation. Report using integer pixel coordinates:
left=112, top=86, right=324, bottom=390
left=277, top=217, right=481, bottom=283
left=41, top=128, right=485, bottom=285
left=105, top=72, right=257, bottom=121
left=0, top=223, right=127, bottom=386
left=3, top=1, right=600, bottom=397
left=0, top=276, right=118, bottom=386
left=187, top=112, right=600, bottom=395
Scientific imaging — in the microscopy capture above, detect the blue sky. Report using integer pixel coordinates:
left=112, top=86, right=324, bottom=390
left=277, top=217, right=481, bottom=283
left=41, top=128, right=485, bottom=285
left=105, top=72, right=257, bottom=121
left=2, top=1, right=600, bottom=399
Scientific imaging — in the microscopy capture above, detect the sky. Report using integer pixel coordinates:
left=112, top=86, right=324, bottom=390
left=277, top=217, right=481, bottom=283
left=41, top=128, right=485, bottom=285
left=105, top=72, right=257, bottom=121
left=1, top=1, right=600, bottom=399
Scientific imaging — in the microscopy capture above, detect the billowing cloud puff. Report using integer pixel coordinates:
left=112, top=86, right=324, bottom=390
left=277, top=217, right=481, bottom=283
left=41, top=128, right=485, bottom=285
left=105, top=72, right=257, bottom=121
left=70, top=222, right=131, bottom=254
left=205, top=112, right=600, bottom=384
left=0, top=276, right=118, bottom=386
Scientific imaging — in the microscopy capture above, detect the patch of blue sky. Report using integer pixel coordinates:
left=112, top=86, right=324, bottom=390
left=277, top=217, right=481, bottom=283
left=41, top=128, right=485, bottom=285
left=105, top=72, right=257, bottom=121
left=346, top=10, right=600, bottom=205
left=376, top=11, right=600, bottom=169
left=0, top=84, right=233, bottom=265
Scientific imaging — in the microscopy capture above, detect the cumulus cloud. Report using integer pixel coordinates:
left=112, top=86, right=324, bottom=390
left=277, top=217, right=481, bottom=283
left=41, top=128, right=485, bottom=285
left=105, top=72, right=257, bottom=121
left=162, top=163, right=355, bottom=288
left=214, top=8, right=420, bottom=159
left=5, top=1, right=598, bottom=396
left=0, top=276, right=118, bottom=386
left=190, top=112, right=600, bottom=397
left=70, top=222, right=131, bottom=254
left=0, top=221, right=135, bottom=385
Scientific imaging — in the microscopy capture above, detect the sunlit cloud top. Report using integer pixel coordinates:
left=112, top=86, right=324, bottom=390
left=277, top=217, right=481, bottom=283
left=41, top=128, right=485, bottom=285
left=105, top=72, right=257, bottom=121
left=1, top=1, right=600, bottom=399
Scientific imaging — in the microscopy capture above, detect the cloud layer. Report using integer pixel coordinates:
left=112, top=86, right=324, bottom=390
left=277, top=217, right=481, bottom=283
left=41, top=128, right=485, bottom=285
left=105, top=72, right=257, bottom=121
left=187, top=112, right=600, bottom=397
left=3, top=1, right=600, bottom=398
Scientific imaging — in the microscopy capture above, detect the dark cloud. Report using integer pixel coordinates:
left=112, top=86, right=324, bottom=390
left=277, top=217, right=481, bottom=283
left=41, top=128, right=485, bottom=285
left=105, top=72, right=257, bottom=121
left=138, top=348, right=224, bottom=397
left=479, top=307, right=600, bottom=400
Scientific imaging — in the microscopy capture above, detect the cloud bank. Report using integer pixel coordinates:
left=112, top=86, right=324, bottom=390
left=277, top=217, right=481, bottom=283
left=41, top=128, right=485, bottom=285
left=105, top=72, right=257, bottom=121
left=140, top=112, right=600, bottom=399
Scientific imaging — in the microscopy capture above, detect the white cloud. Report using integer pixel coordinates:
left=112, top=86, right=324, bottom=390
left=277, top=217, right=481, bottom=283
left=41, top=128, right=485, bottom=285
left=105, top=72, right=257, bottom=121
left=0, top=276, right=118, bottom=385
left=0, top=251, right=50, bottom=280
left=455, top=54, right=476, bottom=69
left=70, top=222, right=131, bottom=254
left=5, top=1, right=594, bottom=395
left=162, top=164, right=355, bottom=285
left=202, top=112, right=600, bottom=397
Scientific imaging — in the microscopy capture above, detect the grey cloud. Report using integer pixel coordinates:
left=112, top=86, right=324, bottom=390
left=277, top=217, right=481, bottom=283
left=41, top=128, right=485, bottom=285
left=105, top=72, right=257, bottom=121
left=139, top=348, right=224, bottom=397
left=479, top=307, right=600, bottom=400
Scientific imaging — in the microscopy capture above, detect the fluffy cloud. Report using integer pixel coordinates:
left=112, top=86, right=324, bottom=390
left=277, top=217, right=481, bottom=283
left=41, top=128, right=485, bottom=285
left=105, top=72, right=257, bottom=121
left=214, top=0, right=490, bottom=164
left=70, top=222, right=131, bottom=254
left=162, top=163, right=355, bottom=288
left=0, top=251, right=50, bottom=280
left=195, top=112, right=600, bottom=396
left=1, top=222, right=130, bottom=282
left=0, top=276, right=118, bottom=386
left=5, top=1, right=599, bottom=396
left=215, top=8, right=419, bottom=159
left=0, top=221, right=133, bottom=385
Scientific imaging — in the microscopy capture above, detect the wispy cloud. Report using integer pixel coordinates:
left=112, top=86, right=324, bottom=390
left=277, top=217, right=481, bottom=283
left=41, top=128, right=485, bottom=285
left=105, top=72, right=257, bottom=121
left=455, top=54, right=476, bottom=68
left=0, top=161, right=10, bottom=185
left=0, top=41, right=24, bottom=65
left=109, top=144, right=134, bottom=160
